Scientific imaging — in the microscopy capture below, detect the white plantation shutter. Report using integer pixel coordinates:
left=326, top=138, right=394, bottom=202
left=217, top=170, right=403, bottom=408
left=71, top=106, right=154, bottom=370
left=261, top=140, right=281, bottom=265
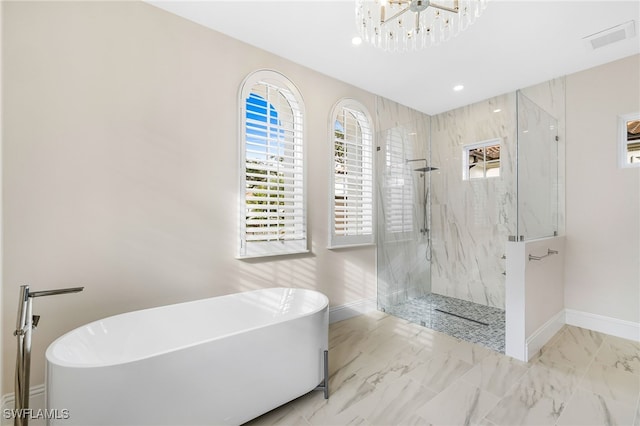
left=329, top=99, right=374, bottom=247
left=239, top=70, right=306, bottom=258
left=385, top=128, right=413, bottom=234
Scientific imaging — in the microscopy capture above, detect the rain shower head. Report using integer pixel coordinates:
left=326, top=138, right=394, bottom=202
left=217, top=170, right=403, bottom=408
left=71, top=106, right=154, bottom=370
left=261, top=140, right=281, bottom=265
left=406, top=159, right=438, bottom=172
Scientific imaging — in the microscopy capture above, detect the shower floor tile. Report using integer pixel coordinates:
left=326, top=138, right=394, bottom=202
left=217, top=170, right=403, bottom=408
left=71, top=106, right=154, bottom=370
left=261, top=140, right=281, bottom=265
left=383, top=293, right=505, bottom=353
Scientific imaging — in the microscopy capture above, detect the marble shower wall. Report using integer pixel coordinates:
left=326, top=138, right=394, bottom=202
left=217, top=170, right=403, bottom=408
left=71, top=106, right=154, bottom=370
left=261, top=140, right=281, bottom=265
left=430, top=78, right=565, bottom=310
left=376, top=97, right=432, bottom=309
left=430, top=93, right=517, bottom=309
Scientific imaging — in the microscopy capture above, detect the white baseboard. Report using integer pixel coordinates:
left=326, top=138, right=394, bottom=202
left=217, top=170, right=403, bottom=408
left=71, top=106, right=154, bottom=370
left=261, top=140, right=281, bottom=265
left=329, top=298, right=377, bottom=323
left=565, top=309, right=640, bottom=342
left=1, top=384, right=46, bottom=426
left=523, top=309, right=639, bottom=361
left=526, top=310, right=566, bottom=361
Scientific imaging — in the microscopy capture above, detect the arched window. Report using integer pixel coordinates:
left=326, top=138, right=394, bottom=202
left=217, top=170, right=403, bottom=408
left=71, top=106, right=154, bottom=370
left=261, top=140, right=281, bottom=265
left=238, top=70, right=306, bottom=258
left=329, top=99, right=374, bottom=247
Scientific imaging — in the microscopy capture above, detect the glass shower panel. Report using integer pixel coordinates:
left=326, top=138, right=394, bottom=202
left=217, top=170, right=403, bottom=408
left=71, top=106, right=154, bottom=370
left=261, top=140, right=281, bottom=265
left=516, top=92, right=559, bottom=240
left=376, top=125, right=431, bottom=311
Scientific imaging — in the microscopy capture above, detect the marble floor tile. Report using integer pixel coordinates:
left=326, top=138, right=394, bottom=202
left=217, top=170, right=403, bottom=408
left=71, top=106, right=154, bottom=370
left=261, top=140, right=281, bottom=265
left=579, top=362, right=640, bottom=405
left=387, top=414, right=431, bottom=426
left=563, top=326, right=606, bottom=351
left=361, top=376, right=437, bottom=425
left=484, top=382, right=565, bottom=426
left=406, top=327, right=462, bottom=357
left=460, top=352, right=530, bottom=398
left=526, top=329, right=566, bottom=365
left=329, top=349, right=372, bottom=391
left=245, top=313, right=640, bottom=426
left=407, top=352, right=474, bottom=393
left=306, top=375, right=437, bottom=426
left=474, top=419, right=498, bottom=426
left=357, top=350, right=424, bottom=390
left=448, top=340, right=495, bottom=365
left=329, top=312, right=399, bottom=349
left=416, top=380, right=500, bottom=426
left=596, top=335, right=640, bottom=376
left=516, top=357, right=583, bottom=401
left=537, top=326, right=605, bottom=374
left=556, top=388, right=637, bottom=426
left=545, top=325, right=570, bottom=346
left=329, top=324, right=406, bottom=370
left=302, top=373, right=378, bottom=426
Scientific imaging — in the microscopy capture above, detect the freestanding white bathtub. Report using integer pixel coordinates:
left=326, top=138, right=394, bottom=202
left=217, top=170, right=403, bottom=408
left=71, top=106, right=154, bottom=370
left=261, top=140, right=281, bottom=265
left=45, top=288, right=329, bottom=425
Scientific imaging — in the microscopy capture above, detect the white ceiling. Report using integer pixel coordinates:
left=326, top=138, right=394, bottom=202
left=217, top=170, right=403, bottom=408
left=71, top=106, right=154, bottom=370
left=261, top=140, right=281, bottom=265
left=148, top=1, right=640, bottom=115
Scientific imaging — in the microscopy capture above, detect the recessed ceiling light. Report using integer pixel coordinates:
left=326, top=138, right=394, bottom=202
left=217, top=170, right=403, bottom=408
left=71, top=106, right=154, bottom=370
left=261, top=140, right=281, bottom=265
left=453, top=85, right=464, bottom=92
left=351, top=36, right=363, bottom=46
left=493, top=109, right=502, bottom=113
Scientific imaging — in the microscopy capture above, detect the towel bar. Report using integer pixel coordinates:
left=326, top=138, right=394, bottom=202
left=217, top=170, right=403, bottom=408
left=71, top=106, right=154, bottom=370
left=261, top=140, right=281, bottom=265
left=528, top=249, right=558, bottom=261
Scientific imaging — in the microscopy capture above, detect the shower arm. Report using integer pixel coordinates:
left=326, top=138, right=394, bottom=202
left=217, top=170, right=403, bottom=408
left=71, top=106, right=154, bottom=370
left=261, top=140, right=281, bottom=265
left=405, top=158, right=427, bottom=165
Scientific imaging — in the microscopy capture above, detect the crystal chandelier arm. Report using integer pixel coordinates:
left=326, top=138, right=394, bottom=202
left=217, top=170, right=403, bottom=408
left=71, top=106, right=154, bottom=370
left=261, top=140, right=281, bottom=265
left=429, top=0, right=459, bottom=14
left=382, top=5, right=412, bottom=25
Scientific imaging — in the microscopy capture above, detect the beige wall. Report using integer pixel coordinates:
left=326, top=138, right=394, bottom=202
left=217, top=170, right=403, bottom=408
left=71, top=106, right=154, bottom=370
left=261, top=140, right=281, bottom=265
left=565, top=54, right=640, bottom=323
left=1, top=1, right=377, bottom=394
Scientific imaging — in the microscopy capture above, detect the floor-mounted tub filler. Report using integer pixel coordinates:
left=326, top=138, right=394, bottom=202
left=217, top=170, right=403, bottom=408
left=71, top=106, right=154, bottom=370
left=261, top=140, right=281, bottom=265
left=45, top=288, right=329, bottom=425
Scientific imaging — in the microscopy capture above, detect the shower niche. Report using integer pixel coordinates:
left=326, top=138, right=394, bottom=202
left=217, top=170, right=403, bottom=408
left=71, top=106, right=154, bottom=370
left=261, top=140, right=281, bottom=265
left=376, top=81, right=565, bottom=353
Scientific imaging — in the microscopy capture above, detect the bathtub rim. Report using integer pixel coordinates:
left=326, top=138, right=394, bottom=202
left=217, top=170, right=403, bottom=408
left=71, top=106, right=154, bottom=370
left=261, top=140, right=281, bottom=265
left=45, top=287, right=329, bottom=369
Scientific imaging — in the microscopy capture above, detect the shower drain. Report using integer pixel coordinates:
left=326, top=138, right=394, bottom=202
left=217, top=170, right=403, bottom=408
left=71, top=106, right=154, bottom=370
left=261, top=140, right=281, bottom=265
left=434, top=308, right=489, bottom=326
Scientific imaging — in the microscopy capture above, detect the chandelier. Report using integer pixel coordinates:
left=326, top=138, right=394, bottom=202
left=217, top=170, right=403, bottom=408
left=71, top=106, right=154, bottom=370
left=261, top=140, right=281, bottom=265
left=355, top=0, right=488, bottom=52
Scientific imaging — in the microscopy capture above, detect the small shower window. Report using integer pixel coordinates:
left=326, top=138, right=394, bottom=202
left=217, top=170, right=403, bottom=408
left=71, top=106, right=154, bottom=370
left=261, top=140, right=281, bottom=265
left=463, top=138, right=501, bottom=180
left=619, top=112, right=640, bottom=168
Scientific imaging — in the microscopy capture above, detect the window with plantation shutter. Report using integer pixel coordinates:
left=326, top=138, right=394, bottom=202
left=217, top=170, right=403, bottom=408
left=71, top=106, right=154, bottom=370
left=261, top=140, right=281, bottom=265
left=238, top=70, right=306, bottom=258
left=385, top=128, right=414, bottom=235
left=329, top=99, right=374, bottom=248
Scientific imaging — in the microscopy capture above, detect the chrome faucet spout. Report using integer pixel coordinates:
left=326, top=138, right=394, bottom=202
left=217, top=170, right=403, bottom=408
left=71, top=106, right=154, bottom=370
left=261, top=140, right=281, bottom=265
left=28, top=287, right=84, bottom=298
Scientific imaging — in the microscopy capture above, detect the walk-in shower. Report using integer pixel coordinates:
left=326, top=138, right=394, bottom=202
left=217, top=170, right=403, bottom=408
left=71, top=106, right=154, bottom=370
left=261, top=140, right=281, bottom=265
left=376, top=83, right=564, bottom=354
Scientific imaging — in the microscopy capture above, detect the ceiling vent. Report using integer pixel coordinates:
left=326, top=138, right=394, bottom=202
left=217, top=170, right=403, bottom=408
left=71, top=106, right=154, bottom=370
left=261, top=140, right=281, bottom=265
left=583, top=20, right=636, bottom=50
